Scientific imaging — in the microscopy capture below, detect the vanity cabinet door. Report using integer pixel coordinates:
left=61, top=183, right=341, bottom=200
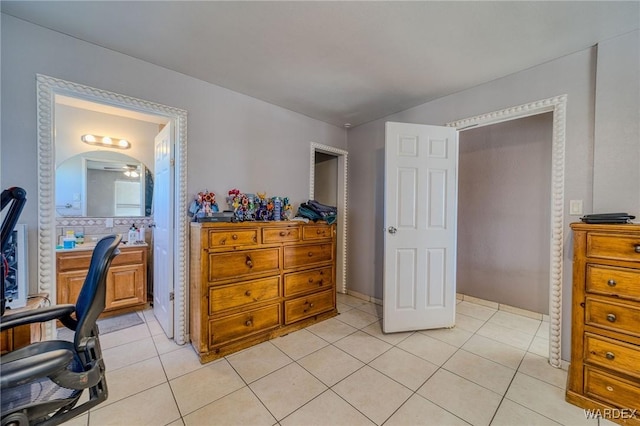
left=57, top=270, right=87, bottom=305
left=106, top=263, right=146, bottom=311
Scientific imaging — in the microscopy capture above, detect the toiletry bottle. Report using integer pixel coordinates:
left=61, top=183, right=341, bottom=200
left=128, top=225, right=137, bottom=244
left=63, top=230, right=76, bottom=249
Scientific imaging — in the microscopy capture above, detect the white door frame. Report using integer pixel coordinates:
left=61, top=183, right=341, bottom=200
left=35, top=74, right=189, bottom=344
left=447, top=94, right=567, bottom=368
left=309, top=142, right=348, bottom=294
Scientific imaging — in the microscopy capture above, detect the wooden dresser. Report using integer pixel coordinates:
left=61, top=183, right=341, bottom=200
left=0, top=294, right=48, bottom=355
left=57, top=244, right=148, bottom=316
left=567, top=223, right=640, bottom=424
left=190, top=221, right=337, bottom=363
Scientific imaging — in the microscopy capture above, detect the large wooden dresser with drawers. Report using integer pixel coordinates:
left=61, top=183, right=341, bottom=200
left=189, top=221, right=337, bottom=363
left=567, top=223, right=640, bottom=424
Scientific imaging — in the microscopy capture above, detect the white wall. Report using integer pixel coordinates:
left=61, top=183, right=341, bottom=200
left=55, top=104, right=159, bottom=169
left=347, top=31, right=639, bottom=361
left=1, top=14, right=347, bottom=293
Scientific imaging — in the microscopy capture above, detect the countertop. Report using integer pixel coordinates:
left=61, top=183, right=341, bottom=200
left=56, top=241, right=148, bottom=252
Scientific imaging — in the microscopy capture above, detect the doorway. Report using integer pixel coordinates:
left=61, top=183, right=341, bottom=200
left=309, top=143, right=348, bottom=294
left=457, top=113, right=553, bottom=315
left=448, top=95, right=568, bottom=368
left=35, top=75, right=189, bottom=344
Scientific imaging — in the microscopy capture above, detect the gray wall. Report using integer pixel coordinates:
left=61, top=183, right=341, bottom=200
left=347, top=30, right=639, bottom=361
left=593, top=30, right=640, bottom=213
left=457, top=113, right=552, bottom=314
left=1, top=14, right=347, bottom=293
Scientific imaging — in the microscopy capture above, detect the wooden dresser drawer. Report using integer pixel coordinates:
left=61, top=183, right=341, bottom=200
left=57, top=252, right=92, bottom=270
left=284, top=266, right=333, bottom=297
left=262, top=226, right=300, bottom=244
left=209, top=304, right=281, bottom=345
left=284, top=290, right=334, bottom=324
left=302, top=224, right=332, bottom=241
left=58, top=246, right=144, bottom=270
left=587, top=265, right=640, bottom=302
left=584, top=366, right=640, bottom=410
left=283, top=243, right=333, bottom=269
left=585, top=333, right=640, bottom=379
left=111, top=247, right=146, bottom=266
left=208, top=229, right=258, bottom=248
left=585, top=298, right=640, bottom=338
left=587, top=233, right=640, bottom=263
left=207, top=248, right=280, bottom=281
left=209, top=276, right=280, bottom=314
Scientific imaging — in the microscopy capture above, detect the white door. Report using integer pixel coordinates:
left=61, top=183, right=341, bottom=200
left=383, top=122, right=458, bottom=333
left=153, top=123, right=174, bottom=337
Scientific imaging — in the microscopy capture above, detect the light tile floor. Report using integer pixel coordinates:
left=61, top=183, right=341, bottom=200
left=67, top=295, right=616, bottom=426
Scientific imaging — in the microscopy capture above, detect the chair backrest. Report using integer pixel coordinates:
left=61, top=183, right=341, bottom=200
left=74, top=234, right=121, bottom=349
left=1, top=187, right=27, bottom=316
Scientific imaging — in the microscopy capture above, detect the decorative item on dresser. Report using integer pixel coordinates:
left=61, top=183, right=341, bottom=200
left=190, top=221, right=337, bottom=363
left=566, top=223, right=640, bottom=425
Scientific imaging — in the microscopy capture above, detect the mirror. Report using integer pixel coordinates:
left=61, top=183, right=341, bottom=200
left=54, top=94, right=163, bottom=218
left=56, top=151, right=153, bottom=217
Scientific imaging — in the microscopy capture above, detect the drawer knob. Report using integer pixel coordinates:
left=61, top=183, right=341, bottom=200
left=308, top=278, right=314, bottom=283
left=606, top=313, right=617, bottom=322
left=246, top=256, right=253, bottom=268
left=607, top=279, right=617, bottom=287
left=245, top=290, right=252, bottom=297
left=279, top=231, right=286, bottom=236
left=605, top=351, right=615, bottom=360
left=245, top=319, right=253, bottom=327
left=318, top=279, right=324, bottom=286
left=308, top=252, right=314, bottom=257
left=232, top=234, right=238, bottom=240
left=317, top=230, right=322, bottom=235
left=635, top=244, right=640, bottom=253
left=606, top=385, right=614, bottom=392
left=309, top=302, right=314, bottom=308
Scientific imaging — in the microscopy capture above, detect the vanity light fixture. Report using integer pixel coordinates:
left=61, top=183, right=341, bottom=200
left=124, top=170, right=140, bottom=178
left=81, top=134, right=131, bottom=150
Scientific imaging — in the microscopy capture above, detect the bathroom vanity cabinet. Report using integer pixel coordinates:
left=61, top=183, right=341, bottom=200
left=56, top=244, right=148, bottom=315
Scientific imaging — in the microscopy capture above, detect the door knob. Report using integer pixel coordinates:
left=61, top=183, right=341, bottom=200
left=388, top=226, right=397, bottom=235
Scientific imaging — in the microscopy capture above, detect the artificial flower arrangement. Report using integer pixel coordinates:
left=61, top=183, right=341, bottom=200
left=188, top=189, right=220, bottom=219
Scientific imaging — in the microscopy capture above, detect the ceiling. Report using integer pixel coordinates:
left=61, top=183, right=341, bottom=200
left=3, top=1, right=639, bottom=128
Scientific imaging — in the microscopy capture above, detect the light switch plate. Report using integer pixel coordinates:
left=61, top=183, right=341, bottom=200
left=569, top=200, right=583, bottom=216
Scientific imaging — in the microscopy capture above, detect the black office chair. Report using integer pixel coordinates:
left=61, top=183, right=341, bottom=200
left=0, top=234, right=121, bottom=426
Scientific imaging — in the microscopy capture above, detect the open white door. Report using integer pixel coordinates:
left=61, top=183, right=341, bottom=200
left=153, top=123, right=174, bottom=337
left=383, top=122, right=458, bottom=333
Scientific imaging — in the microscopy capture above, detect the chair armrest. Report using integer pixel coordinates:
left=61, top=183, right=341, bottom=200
left=0, top=304, right=75, bottom=332
left=0, top=349, right=74, bottom=389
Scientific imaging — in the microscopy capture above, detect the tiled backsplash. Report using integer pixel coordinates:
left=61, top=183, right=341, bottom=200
left=56, top=217, right=154, bottom=244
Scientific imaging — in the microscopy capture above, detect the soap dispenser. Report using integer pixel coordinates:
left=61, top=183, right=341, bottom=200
left=128, top=225, right=137, bottom=244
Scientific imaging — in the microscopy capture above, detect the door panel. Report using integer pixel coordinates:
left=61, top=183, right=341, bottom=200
left=384, top=122, right=458, bottom=333
left=153, top=123, right=174, bottom=337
